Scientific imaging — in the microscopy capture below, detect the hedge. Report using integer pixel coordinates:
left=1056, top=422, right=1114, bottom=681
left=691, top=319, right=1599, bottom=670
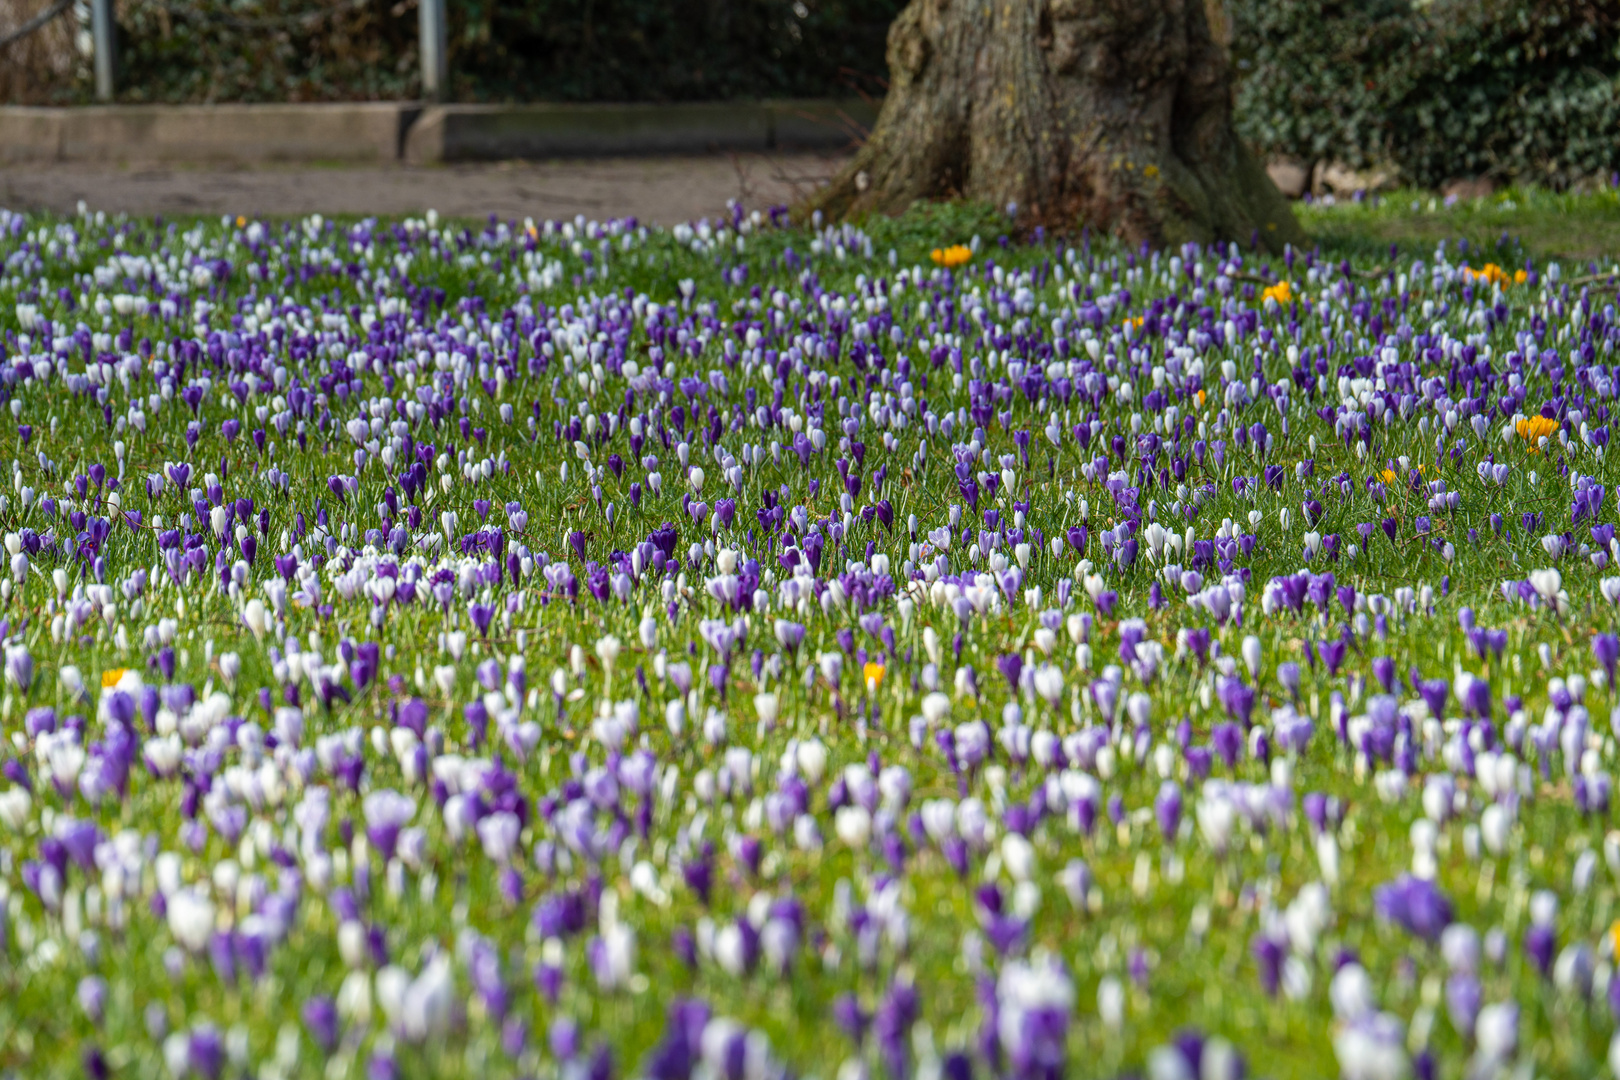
left=1229, top=0, right=1620, bottom=190
left=20, top=0, right=903, bottom=105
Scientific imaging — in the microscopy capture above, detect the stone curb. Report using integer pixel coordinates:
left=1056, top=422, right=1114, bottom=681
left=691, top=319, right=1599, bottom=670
left=0, top=99, right=877, bottom=167
left=0, top=103, right=414, bottom=166
left=404, top=99, right=876, bottom=163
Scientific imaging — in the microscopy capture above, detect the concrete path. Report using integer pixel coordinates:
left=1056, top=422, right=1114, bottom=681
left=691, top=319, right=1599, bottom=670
left=0, top=151, right=849, bottom=223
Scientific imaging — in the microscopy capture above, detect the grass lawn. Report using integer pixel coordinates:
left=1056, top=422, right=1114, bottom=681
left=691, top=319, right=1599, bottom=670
left=0, top=188, right=1618, bottom=1080
left=1302, top=185, right=1620, bottom=266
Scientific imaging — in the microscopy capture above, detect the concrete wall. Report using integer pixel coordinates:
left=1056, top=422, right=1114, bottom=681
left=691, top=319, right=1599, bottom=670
left=0, top=99, right=878, bottom=166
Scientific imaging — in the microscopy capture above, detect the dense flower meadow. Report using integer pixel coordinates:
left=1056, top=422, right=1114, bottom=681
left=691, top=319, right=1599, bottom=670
left=2, top=198, right=1620, bottom=1080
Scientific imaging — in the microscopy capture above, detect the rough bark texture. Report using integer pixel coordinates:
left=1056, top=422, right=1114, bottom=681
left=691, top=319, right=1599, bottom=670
left=804, top=0, right=1305, bottom=253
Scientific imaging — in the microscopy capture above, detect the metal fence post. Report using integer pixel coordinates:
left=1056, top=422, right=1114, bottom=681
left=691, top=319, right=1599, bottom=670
left=419, top=0, right=446, bottom=103
left=90, top=0, right=115, bottom=101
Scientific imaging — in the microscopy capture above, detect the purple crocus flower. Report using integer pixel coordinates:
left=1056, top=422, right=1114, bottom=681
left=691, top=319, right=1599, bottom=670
left=1272, top=662, right=1298, bottom=700
left=300, top=994, right=340, bottom=1053
left=1594, top=633, right=1620, bottom=685
left=1523, top=925, right=1556, bottom=977
left=995, top=958, right=1074, bottom=1079
left=76, top=975, right=107, bottom=1024
left=1415, top=677, right=1448, bottom=720
left=773, top=620, right=806, bottom=655
left=1251, top=933, right=1286, bottom=996
left=1154, top=781, right=1183, bottom=841
left=187, top=1025, right=225, bottom=1080
left=1445, top=972, right=1481, bottom=1037
left=831, top=992, right=870, bottom=1045
left=4, top=645, right=32, bottom=692
left=997, top=653, right=1023, bottom=691
left=1318, top=639, right=1347, bottom=676
left=362, top=790, right=415, bottom=861
left=1373, top=875, right=1453, bottom=942
left=1217, top=677, right=1255, bottom=725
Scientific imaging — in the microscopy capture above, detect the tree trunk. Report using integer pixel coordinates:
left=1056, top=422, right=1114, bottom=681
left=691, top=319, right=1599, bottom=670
left=804, top=0, right=1305, bottom=253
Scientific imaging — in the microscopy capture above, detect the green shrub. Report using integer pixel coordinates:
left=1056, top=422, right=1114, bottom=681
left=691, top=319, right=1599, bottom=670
left=442, top=0, right=899, bottom=103
left=20, top=0, right=903, bottom=105
left=1229, top=0, right=1620, bottom=189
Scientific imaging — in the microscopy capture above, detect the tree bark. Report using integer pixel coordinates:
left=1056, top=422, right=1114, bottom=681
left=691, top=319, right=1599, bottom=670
left=804, top=0, right=1305, bottom=253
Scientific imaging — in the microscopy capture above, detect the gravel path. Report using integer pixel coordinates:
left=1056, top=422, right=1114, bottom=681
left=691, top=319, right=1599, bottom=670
left=0, top=151, right=849, bottom=222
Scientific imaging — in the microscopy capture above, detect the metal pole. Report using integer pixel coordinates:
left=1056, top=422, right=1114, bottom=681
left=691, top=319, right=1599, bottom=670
left=90, top=0, right=115, bottom=101
left=418, top=0, right=446, bottom=103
